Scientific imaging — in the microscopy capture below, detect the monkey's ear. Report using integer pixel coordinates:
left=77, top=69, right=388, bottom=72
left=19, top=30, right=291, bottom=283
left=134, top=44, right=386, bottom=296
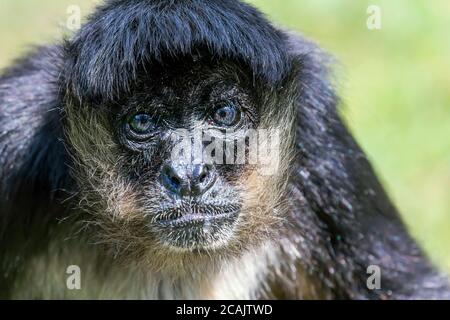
left=0, top=46, right=72, bottom=204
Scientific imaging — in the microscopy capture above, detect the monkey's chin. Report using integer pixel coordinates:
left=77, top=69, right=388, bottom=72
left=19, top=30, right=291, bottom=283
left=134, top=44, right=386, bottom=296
left=152, top=208, right=240, bottom=251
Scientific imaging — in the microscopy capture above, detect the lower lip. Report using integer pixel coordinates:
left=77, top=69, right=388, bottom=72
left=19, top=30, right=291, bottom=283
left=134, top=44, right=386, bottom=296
left=156, top=211, right=238, bottom=228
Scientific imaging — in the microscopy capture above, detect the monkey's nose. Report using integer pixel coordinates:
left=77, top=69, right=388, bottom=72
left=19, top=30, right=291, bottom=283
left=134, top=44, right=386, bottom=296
left=160, top=163, right=215, bottom=197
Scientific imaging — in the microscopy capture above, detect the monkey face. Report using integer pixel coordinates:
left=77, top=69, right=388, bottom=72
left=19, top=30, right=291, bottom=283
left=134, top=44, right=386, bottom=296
left=113, top=58, right=256, bottom=250
left=65, top=55, right=296, bottom=268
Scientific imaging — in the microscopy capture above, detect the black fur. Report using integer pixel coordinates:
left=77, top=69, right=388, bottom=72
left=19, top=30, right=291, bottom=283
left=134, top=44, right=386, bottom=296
left=64, top=0, right=291, bottom=104
left=1, top=0, right=449, bottom=299
left=277, top=36, right=450, bottom=299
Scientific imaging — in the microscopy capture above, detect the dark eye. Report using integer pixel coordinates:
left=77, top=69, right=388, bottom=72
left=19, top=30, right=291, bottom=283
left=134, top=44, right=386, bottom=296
left=128, top=113, right=155, bottom=135
left=212, top=103, right=241, bottom=127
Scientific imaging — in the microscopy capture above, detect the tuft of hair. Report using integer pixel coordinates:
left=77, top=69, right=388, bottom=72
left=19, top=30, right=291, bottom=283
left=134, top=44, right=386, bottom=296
left=63, top=0, right=292, bottom=104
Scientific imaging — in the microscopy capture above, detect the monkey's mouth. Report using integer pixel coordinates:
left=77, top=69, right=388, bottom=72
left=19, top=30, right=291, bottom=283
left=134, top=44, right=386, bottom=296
left=152, top=203, right=240, bottom=249
left=155, top=204, right=240, bottom=226
left=156, top=210, right=238, bottom=228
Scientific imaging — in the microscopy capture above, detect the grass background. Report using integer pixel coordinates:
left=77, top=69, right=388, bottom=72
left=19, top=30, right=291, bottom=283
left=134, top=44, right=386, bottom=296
left=0, top=0, right=449, bottom=271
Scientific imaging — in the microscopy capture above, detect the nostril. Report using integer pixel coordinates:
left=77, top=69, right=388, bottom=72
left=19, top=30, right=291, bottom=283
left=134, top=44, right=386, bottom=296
left=161, top=165, right=182, bottom=192
left=168, top=175, right=180, bottom=188
left=192, top=164, right=216, bottom=196
left=198, top=172, right=208, bottom=184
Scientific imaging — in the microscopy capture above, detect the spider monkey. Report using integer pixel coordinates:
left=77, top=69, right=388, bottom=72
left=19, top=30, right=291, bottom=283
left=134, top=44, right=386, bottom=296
left=0, top=0, right=449, bottom=299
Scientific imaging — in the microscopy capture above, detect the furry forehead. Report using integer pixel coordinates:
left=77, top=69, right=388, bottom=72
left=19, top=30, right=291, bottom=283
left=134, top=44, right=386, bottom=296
left=63, top=0, right=293, bottom=103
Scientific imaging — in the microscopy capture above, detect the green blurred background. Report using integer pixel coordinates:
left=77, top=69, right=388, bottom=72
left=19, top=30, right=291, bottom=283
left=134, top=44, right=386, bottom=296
left=0, top=0, right=449, bottom=270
